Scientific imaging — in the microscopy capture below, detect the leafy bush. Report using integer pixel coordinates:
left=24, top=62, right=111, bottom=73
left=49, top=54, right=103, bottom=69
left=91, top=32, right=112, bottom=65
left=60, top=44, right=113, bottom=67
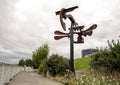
left=108, top=40, right=120, bottom=55
left=38, top=54, right=69, bottom=76
left=38, top=58, right=48, bottom=76
left=90, top=40, right=120, bottom=72
left=47, top=54, right=69, bottom=76
left=32, top=44, right=49, bottom=69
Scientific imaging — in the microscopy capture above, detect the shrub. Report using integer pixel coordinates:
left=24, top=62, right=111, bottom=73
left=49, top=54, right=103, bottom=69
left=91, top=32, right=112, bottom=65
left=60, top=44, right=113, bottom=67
left=47, top=54, right=69, bottom=76
left=38, top=58, right=48, bottom=76
left=38, top=54, right=69, bottom=76
left=90, top=39, right=120, bottom=73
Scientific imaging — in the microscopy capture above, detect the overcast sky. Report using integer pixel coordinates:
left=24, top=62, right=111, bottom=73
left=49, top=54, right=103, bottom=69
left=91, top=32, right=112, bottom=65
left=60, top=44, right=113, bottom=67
left=0, top=0, right=120, bottom=64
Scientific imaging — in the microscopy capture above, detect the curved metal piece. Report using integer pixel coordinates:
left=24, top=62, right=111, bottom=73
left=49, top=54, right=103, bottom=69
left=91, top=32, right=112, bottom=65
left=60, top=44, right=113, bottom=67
left=60, top=8, right=66, bottom=31
left=67, top=14, right=76, bottom=24
left=56, top=6, right=78, bottom=15
left=74, top=36, right=84, bottom=43
left=83, top=24, right=97, bottom=36
left=58, top=6, right=79, bottom=31
left=72, top=25, right=85, bottom=31
left=54, top=35, right=69, bottom=40
left=84, top=31, right=93, bottom=36
left=54, top=30, right=69, bottom=35
left=85, top=24, right=97, bottom=32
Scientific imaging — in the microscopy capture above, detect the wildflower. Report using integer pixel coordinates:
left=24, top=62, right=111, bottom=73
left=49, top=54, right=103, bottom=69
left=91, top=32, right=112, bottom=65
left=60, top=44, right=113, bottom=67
left=102, top=76, right=105, bottom=82
left=93, top=78, right=96, bottom=82
left=116, top=82, right=119, bottom=85
left=82, top=74, right=86, bottom=77
left=112, top=78, right=115, bottom=80
left=81, top=80, right=84, bottom=84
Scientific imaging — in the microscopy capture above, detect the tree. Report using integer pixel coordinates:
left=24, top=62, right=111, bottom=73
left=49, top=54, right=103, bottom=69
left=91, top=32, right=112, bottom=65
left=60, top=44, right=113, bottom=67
left=25, top=59, right=33, bottom=67
left=32, top=44, right=49, bottom=69
left=18, top=59, right=25, bottom=66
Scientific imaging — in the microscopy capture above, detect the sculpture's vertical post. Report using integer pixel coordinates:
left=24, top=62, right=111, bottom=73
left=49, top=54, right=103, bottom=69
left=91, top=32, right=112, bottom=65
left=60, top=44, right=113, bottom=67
left=70, top=23, right=74, bottom=74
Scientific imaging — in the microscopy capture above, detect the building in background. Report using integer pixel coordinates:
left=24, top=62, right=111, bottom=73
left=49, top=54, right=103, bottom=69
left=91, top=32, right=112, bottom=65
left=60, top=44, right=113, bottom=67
left=82, top=49, right=97, bottom=58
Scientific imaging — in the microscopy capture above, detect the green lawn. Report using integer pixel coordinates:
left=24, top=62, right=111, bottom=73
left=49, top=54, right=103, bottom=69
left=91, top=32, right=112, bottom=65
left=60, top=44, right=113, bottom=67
left=74, top=57, right=91, bottom=70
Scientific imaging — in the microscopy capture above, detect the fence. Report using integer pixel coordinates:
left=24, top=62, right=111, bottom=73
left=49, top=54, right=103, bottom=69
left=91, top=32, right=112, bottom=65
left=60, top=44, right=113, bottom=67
left=0, top=63, right=24, bottom=85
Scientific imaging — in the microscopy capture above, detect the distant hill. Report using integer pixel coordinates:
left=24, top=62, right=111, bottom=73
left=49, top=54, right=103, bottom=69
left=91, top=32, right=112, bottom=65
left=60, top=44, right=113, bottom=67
left=74, top=57, right=91, bottom=70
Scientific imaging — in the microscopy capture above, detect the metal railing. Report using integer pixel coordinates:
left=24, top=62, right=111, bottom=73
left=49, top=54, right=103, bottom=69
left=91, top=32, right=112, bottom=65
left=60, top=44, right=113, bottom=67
left=0, top=63, right=24, bottom=85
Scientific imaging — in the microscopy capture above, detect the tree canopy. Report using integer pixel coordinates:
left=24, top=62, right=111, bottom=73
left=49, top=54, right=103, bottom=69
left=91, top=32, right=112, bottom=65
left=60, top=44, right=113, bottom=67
left=32, top=44, right=49, bottom=69
left=18, top=59, right=25, bottom=66
left=25, top=59, right=33, bottom=67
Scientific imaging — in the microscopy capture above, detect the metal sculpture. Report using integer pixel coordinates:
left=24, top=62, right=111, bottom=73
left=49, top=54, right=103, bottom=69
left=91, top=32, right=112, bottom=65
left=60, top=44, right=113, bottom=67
left=54, top=6, right=97, bottom=74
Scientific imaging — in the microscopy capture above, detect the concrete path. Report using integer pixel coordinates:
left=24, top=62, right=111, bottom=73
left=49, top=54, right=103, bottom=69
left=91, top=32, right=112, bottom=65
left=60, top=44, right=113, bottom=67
left=8, top=71, right=63, bottom=85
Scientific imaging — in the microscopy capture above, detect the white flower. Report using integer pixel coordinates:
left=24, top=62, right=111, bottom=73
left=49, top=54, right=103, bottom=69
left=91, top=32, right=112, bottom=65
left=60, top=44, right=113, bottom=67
left=82, top=74, right=86, bottom=77
left=93, top=78, right=96, bottom=82
left=116, top=82, right=119, bottom=85
left=109, top=79, right=111, bottom=82
left=102, top=76, right=105, bottom=81
left=112, top=78, right=115, bottom=80
left=81, top=80, right=84, bottom=84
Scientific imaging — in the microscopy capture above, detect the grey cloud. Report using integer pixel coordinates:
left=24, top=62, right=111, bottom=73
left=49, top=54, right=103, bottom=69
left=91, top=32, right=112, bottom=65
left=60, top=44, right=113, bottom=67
left=0, top=0, right=120, bottom=64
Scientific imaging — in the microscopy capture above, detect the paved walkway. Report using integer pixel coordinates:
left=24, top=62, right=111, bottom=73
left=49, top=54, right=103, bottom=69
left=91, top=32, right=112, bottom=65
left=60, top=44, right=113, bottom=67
left=8, top=71, right=63, bottom=85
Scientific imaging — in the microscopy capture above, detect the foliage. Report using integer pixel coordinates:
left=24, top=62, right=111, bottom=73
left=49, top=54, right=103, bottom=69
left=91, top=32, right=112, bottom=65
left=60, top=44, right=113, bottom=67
left=108, top=40, right=120, bottom=55
left=74, top=57, right=90, bottom=70
left=38, top=54, right=69, bottom=76
left=25, top=59, right=33, bottom=67
left=47, top=54, right=69, bottom=76
left=18, top=59, right=25, bottom=66
left=38, top=58, right=48, bottom=76
left=63, top=70, right=120, bottom=85
left=90, top=39, right=120, bottom=72
left=32, top=44, right=49, bottom=69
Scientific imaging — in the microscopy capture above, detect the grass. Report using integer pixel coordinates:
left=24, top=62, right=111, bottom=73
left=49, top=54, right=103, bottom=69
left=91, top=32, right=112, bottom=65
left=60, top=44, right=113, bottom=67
left=63, top=57, right=120, bottom=85
left=52, top=70, right=120, bottom=85
left=64, top=69, right=120, bottom=85
left=52, top=57, right=120, bottom=85
left=74, top=57, right=91, bottom=70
